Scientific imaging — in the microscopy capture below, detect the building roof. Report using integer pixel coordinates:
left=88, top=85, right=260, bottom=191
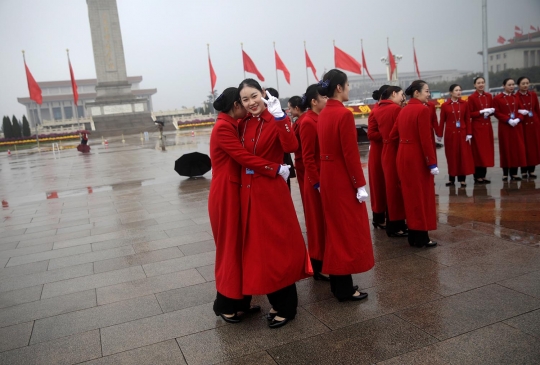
left=36, top=76, right=143, bottom=88
left=17, top=88, right=157, bottom=104
left=478, top=32, right=540, bottom=55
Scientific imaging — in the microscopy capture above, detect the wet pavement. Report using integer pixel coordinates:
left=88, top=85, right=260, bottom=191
left=0, top=125, right=539, bottom=364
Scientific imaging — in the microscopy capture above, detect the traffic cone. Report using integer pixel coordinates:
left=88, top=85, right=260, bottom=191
left=104, top=139, right=109, bottom=147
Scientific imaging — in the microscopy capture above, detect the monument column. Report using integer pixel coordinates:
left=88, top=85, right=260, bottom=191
left=86, top=0, right=154, bottom=136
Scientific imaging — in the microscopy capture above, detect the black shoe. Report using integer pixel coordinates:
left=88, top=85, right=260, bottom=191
left=415, top=241, right=438, bottom=248
left=313, top=272, right=331, bottom=281
left=238, top=305, right=261, bottom=316
left=483, top=179, right=491, bottom=184
left=215, top=312, right=241, bottom=323
left=511, top=176, right=522, bottom=181
left=529, top=174, right=537, bottom=179
left=266, top=311, right=278, bottom=321
left=502, top=176, right=508, bottom=181
left=387, top=230, right=408, bottom=238
left=460, top=183, right=467, bottom=187
left=268, top=317, right=291, bottom=329
left=522, top=174, right=528, bottom=179
left=445, top=182, right=455, bottom=186
left=372, top=222, right=386, bottom=229
left=339, top=291, right=368, bottom=302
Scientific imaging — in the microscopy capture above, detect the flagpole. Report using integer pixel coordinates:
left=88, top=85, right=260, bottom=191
left=481, top=0, right=489, bottom=90
left=67, top=49, right=81, bottom=131
left=333, top=40, right=336, bottom=68
left=241, top=43, right=246, bottom=79
left=412, top=38, right=415, bottom=76
left=304, top=41, right=309, bottom=87
left=273, top=42, right=279, bottom=93
left=361, top=39, right=365, bottom=100
left=207, top=44, right=216, bottom=117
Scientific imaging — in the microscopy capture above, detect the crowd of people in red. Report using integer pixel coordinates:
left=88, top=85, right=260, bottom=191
left=208, top=71, right=539, bottom=329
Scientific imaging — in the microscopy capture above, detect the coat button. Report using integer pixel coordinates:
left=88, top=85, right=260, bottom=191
left=251, top=138, right=255, bottom=142
left=247, top=185, right=250, bottom=188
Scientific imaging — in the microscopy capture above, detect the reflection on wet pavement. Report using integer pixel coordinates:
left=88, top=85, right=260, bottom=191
left=0, top=127, right=539, bottom=364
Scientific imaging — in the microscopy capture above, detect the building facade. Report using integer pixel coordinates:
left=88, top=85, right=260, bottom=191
left=17, top=76, right=156, bottom=127
left=479, top=32, right=540, bottom=72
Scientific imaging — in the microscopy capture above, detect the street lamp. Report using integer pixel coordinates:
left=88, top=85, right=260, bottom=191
left=380, top=54, right=403, bottom=84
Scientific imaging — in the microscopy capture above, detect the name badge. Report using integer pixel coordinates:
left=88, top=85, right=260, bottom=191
left=245, top=168, right=254, bottom=175
left=456, top=121, right=461, bottom=128
left=529, top=111, right=534, bottom=117
left=510, top=113, right=515, bottom=119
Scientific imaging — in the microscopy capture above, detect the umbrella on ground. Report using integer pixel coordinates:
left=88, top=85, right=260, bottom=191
left=175, top=152, right=212, bottom=177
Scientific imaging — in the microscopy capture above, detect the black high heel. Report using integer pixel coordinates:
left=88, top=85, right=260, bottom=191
left=445, top=182, right=455, bottom=186
left=268, top=317, right=291, bottom=328
left=387, top=230, right=408, bottom=238
left=511, top=175, right=522, bottom=181
left=215, top=311, right=241, bottom=323
left=372, top=222, right=386, bottom=229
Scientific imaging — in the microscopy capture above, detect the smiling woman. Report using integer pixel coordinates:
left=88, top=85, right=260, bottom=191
left=237, top=78, right=310, bottom=329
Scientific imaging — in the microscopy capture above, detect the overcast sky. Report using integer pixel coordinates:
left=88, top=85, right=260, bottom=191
left=1, top=0, right=539, bottom=117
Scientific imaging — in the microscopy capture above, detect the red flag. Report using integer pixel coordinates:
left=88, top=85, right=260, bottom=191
left=208, top=55, right=217, bottom=91
left=274, top=50, right=290, bottom=84
left=24, top=61, right=42, bottom=105
left=68, top=59, right=78, bottom=105
left=508, top=39, right=515, bottom=44
left=305, top=49, right=318, bottom=82
left=334, top=46, right=361, bottom=74
left=531, top=25, right=537, bottom=32
left=388, top=47, right=397, bottom=80
left=497, top=36, right=506, bottom=44
left=413, top=46, right=421, bottom=79
left=361, top=47, right=374, bottom=81
left=515, top=31, right=523, bottom=38
left=242, top=50, right=265, bottom=82
left=515, top=25, right=522, bottom=32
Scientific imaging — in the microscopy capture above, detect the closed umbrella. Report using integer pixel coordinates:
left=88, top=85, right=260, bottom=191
left=175, top=152, right=212, bottom=177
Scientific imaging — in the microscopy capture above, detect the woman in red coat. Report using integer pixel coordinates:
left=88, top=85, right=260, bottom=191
left=299, top=84, right=328, bottom=281
left=238, top=79, right=310, bottom=328
left=436, top=84, right=475, bottom=187
left=372, top=86, right=408, bottom=237
left=317, top=69, right=374, bottom=302
left=467, top=76, right=495, bottom=184
left=493, top=78, right=527, bottom=181
left=516, top=76, right=540, bottom=178
left=209, top=87, right=283, bottom=323
left=367, top=85, right=389, bottom=230
left=390, top=80, right=438, bottom=248
left=288, top=96, right=307, bottom=206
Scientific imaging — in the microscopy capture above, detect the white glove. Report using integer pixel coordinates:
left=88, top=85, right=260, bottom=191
left=466, top=135, right=472, bottom=142
left=430, top=167, right=439, bottom=175
left=518, top=109, right=529, bottom=116
left=263, top=91, right=285, bottom=119
left=488, top=108, right=495, bottom=114
left=483, top=112, right=491, bottom=118
left=509, top=118, right=521, bottom=127
left=277, top=164, right=290, bottom=181
left=436, top=136, right=442, bottom=143
left=356, top=186, right=368, bottom=203
left=479, top=108, right=489, bottom=114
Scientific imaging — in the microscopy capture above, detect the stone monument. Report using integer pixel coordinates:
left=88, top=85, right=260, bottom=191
left=86, top=0, right=154, bottom=136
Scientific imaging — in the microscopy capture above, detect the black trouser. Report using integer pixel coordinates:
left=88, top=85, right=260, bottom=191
left=213, top=292, right=252, bottom=315
left=474, top=167, right=487, bottom=179
left=267, top=284, right=298, bottom=319
left=503, top=167, right=518, bottom=176
left=372, top=211, right=386, bottom=225
left=329, top=274, right=355, bottom=300
left=408, top=230, right=430, bottom=246
left=311, top=258, right=323, bottom=274
left=521, top=166, right=536, bottom=175
left=387, top=219, right=407, bottom=234
left=449, top=175, right=466, bottom=183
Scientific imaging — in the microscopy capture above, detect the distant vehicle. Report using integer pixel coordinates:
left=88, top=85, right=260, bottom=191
left=363, top=97, right=375, bottom=105
left=430, top=90, right=443, bottom=99
left=344, top=99, right=364, bottom=106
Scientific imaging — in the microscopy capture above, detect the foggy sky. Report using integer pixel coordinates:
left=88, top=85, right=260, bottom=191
left=1, top=0, right=539, bottom=118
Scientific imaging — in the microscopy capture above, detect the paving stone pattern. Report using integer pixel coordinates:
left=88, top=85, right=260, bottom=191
left=0, top=129, right=539, bottom=364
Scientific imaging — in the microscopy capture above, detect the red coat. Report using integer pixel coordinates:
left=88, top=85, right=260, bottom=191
left=493, top=93, right=527, bottom=168
left=367, top=103, right=387, bottom=214
left=390, top=98, right=437, bottom=231
left=239, top=109, right=309, bottom=295
left=467, top=91, right=495, bottom=167
left=293, top=114, right=306, bottom=206
left=427, top=101, right=439, bottom=163
left=318, top=99, right=374, bottom=275
left=516, top=91, right=540, bottom=166
left=373, top=100, right=406, bottom=221
left=208, top=113, right=280, bottom=299
left=299, top=110, right=325, bottom=261
left=437, top=99, right=475, bottom=176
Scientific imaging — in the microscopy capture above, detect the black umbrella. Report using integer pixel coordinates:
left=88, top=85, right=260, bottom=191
left=175, top=152, right=212, bottom=177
